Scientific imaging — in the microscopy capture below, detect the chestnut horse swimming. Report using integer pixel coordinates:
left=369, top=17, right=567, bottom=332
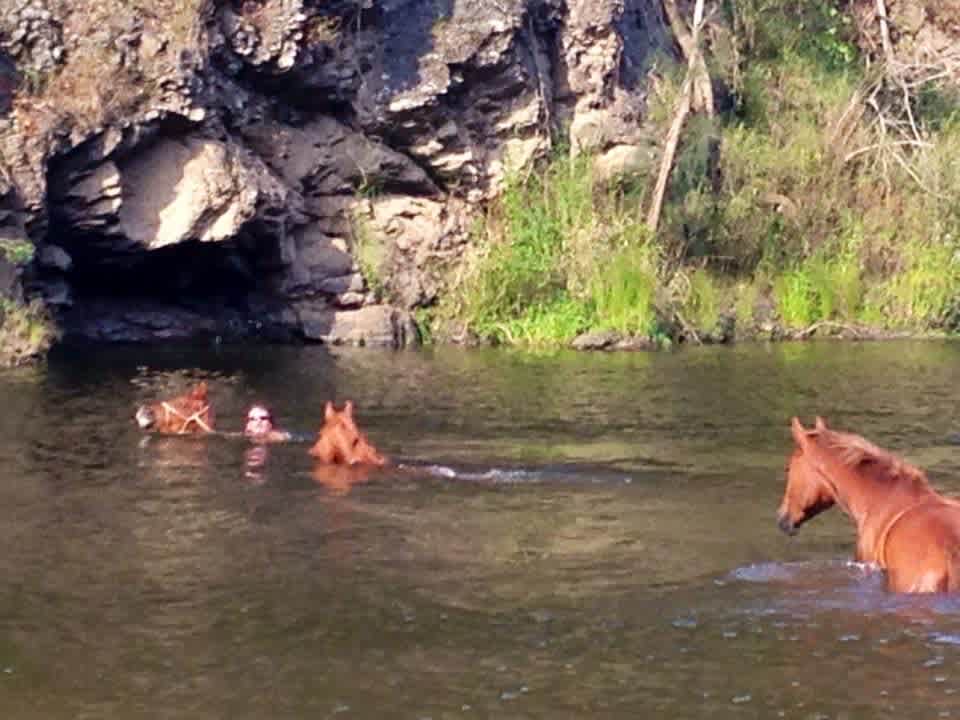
left=779, top=416, right=960, bottom=593
left=309, top=401, right=386, bottom=466
left=135, top=381, right=215, bottom=435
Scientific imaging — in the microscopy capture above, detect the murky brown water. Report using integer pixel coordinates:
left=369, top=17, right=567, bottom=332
left=2, top=340, right=960, bottom=718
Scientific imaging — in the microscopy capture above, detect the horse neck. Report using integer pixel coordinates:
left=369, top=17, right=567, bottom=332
left=820, top=453, right=933, bottom=537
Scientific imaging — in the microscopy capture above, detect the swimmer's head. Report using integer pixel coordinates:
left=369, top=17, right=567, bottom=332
left=245, top=405, right=274, bottom=437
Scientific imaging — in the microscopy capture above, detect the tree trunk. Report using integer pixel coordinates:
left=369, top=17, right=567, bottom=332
left=661, top=0, right=714, bottom=115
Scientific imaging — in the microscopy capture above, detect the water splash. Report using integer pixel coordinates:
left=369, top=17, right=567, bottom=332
left=398, top=460, right=635, bottom=485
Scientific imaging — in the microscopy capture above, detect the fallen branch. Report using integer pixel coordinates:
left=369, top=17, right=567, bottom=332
left=843, top=138, right=933, bottom=164
left=901, top=80, right=922, bottom=143
left=646, top=75, right=692, bottom=234
left=661, top=0, right=714, bottom=115
left=888, top=148, right=945, bottom=199
left=796, top=320, right=868, bottom=339
left=647, top=0, right=709, bottom=234
left=674, top=308, right=703, bottom=345
left=875, top=0, right=894, bottom=65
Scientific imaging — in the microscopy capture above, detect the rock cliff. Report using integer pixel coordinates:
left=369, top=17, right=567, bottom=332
left=0, top=0, right=671, bottom=347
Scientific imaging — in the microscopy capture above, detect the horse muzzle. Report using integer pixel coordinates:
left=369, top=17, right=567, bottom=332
left=777, top=512, right=798, bottom=536
left=135, top=406, right=155, bottom=429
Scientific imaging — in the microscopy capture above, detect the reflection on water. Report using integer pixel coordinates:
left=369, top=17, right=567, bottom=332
left=1, top=341, right=960, bottom=717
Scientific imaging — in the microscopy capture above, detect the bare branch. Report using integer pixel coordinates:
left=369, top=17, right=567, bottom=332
left=647, top=0, right=717, bottom=233
left=674, top=308, right=703, bottom=345
left=797, top=320, right=869, bottom=339
left=875, top=0, right=894, bottom=65
left=901, top=82, right=921, bottom=143
left=646, top=76, right=692, bottom=234
left=887, top=148, right=945, bottom=199
left=843, top=139, right=933, bottom=164
left=661, top=0, right=714, bottom=115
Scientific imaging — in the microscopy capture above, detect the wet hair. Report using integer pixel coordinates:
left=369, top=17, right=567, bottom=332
left=247, top=405, right=272, bottom=421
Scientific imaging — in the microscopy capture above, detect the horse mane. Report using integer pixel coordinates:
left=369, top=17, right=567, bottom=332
left=812, top=427, right=930, bottom=491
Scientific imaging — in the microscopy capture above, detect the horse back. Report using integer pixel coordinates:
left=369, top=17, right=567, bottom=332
left=150, top=394, right=215, bottom=434
left=884, top=500, right=960, bottom=593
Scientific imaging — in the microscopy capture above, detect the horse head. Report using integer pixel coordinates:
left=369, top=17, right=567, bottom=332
left=135, top=404, right=157, bottom=429
left=135, top=381, right=214, bottom=434
left=188, top=381, right=209, bottom=403
left=309, top=400, right=387, bottom=466
left=777, top=416, right=837, bottom=535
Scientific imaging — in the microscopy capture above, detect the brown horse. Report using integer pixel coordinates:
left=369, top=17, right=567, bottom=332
left=778, top=416, right=960, bottom=593
left=135, top=381, right=215, bottom=435
left=309, top=400, right=386, bottom=466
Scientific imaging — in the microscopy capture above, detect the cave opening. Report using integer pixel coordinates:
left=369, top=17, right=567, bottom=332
left=33, top=126, right=300, bottom=342
left=61, top=238, right=266, bottom=309
left=32, top=212, right=298, bottom=342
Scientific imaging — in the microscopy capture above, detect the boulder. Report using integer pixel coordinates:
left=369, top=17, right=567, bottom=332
left=117, top=138, right=291, bottom=251
left=295, top=302, right=419, bottom=347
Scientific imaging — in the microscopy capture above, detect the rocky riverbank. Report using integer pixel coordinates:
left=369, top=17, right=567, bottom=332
left=0, top=0, right=672, bottom=362
left=2, top=1, right=960, bottom=366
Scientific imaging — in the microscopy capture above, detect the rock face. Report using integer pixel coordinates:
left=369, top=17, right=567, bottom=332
left=0, top=0, right=672, bottom=348
left=117, top=138, right=291, bottom=250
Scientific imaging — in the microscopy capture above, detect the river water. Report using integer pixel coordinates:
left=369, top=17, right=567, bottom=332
left=2, top=340, right=960, bottom=718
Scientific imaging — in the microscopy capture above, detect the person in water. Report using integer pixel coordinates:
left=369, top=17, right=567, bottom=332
left=243, top=404, right=293, bottom=443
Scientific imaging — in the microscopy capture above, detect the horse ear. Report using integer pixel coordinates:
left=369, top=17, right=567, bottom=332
left=344, top=400, right=354, bottom=417
left=791, top=417, right=809, bottom=447
left=324, top=401, right=334, bottom=420
left=815, top=416, right=828, bottom=431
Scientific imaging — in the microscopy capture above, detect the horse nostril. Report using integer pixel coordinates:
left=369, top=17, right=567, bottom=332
left=777, top=513, right=797, bottom=536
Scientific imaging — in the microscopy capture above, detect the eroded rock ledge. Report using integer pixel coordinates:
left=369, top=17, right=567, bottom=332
left=0, top=0, right=671, bottom=349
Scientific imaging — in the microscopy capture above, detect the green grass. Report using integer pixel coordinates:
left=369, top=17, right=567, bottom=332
left=412, top=307, right=435, bottom=345
left=493, top=298, right=592, bottom=347
left=452, top=151, right=594, bottom=343
left=430, top=3, right=960, bottom=346
left=734, top=280, right=761, bottom=329
left=351, top=214, right=387, bottom=300
left=590, top=245, right=659, bottom=336
left=441, top=147, right=674, bottom=346
left=770, top=239, right=865, bottom=329
left=773, top=270, right=815, bottom=328
left=876, top=241, right=960, bottom=329
left=683, top=269, right=721, bottom=332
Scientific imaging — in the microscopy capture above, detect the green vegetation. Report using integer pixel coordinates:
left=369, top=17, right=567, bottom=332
left=351, top=213, right=387, bottom=301
left=0, top=239, right=35, bottom=266
left=433, top=150, right=667, bottom=346
left=429, top=1, right=960, bottom=347
left=0, top=299, right=59, bottom=367
left=590, top=245, right=659, bottom=337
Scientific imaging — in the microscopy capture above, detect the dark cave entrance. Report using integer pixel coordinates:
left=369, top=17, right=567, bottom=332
left=33, top=216, right=297, bottom=342
left=62, top=238, right=265, bottom=309
left=28, top=116, right=303, bottom=341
